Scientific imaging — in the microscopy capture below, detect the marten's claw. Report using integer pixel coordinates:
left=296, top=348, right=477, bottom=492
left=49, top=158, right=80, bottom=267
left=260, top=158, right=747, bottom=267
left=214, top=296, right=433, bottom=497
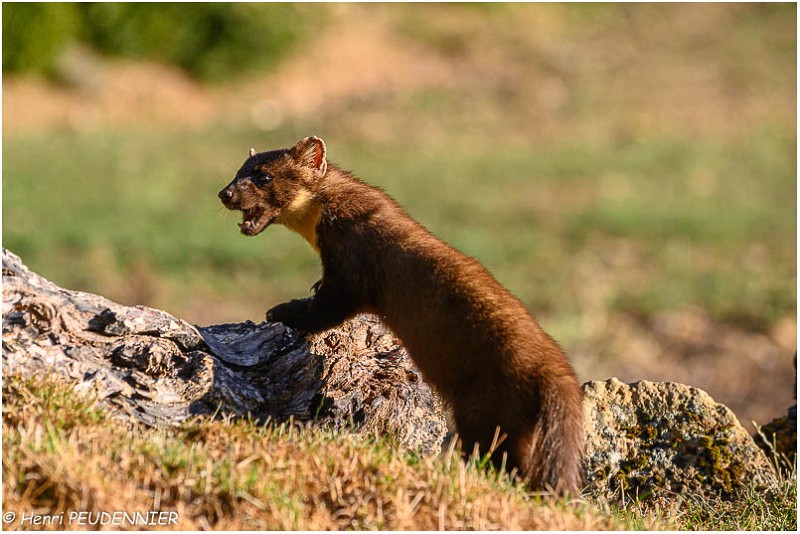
left=266, top=298, right=313, bottom=329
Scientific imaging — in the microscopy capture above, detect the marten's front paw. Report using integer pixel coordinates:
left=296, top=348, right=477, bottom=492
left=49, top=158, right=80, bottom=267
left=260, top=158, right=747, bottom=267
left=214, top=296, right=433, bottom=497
left=266, top=298, right=313, bottom=329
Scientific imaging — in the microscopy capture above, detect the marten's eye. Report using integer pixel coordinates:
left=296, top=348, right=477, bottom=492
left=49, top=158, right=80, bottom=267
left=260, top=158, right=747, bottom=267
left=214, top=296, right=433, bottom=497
left=254, top=172, right=273, bottom=186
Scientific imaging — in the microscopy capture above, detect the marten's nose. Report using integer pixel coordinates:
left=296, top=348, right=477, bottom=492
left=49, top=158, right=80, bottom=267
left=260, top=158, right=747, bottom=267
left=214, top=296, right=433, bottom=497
left=218, top=188, right=234, bottom=202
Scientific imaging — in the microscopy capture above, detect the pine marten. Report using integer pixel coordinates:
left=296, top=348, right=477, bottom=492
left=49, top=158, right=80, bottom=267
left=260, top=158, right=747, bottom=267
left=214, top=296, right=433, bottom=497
left=218, top=136, right=584, bottom=494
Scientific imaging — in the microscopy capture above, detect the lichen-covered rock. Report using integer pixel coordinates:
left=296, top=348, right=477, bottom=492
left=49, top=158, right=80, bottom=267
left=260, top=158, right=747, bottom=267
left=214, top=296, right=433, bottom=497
left=582, top=378, right=778, bottom=503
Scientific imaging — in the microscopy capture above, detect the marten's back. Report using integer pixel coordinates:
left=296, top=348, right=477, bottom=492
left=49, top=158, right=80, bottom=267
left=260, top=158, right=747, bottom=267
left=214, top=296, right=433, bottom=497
left=316, top=169, right=577, bottom=401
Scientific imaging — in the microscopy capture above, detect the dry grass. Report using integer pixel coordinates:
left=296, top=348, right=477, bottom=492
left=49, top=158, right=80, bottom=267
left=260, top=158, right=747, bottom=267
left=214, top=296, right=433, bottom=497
left=4, top=375, right=794, bottom=530
left=2, top=375, right=654, bottom=531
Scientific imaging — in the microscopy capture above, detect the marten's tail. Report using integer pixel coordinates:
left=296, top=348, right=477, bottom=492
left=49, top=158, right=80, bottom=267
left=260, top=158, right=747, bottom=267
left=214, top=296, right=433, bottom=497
left=517, top=375, right=585, bottom=495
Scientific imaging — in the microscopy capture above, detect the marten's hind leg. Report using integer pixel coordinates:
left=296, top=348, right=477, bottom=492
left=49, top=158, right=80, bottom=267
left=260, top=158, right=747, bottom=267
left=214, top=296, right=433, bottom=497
left=507, top=416, right=584, bottom=496
left=454, top=411, right=577, bottom=495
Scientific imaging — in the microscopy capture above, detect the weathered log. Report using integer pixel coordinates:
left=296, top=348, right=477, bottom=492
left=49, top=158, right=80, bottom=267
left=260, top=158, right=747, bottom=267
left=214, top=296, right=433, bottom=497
left=1, top=248, right=447, bottom=455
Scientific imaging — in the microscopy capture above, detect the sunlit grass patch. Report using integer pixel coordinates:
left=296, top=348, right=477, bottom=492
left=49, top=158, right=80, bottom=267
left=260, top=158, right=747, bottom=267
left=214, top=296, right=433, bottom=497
left=5, top=374, right=793, bottom=530
left=2, top=375, right=629, bottom=530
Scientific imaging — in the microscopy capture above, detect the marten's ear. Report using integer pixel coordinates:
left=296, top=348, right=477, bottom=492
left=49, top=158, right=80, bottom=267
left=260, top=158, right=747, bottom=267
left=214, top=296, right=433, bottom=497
left=249, top=147, right=256, bottom=158
left=291, top=136, right=327, bottom=176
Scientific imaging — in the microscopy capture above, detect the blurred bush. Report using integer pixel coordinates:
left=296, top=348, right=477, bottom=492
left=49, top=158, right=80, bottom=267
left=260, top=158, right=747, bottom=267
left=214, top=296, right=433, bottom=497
left=3, top=2, right=312, bottom=81
left=2, top=3, right=82, bottom=75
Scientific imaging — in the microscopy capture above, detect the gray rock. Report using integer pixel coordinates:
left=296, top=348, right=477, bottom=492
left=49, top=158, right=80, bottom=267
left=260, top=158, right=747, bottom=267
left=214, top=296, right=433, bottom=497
left=582, top=378, right=779, bottom=503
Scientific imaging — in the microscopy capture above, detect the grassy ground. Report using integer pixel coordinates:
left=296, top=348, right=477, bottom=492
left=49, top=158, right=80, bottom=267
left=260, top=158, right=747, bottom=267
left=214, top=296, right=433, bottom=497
left=3, top=376, right=796, bottom=530
left=0, top=376, right=632, bottom=530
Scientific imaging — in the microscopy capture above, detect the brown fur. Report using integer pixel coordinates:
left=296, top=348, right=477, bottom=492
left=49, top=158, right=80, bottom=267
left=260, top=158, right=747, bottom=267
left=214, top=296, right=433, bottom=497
left=218, top=136, right=584, bottom=494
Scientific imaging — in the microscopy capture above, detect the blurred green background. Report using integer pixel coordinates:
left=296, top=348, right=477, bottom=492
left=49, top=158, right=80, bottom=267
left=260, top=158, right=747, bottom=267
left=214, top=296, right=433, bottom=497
left=3, top=3, right=796, bottom=425
left=2, top=2, right=312, bottom=80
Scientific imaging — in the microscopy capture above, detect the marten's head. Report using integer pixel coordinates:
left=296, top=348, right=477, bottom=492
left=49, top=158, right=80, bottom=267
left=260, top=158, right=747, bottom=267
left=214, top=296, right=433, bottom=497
left=218, top=136, right=327, bottom=240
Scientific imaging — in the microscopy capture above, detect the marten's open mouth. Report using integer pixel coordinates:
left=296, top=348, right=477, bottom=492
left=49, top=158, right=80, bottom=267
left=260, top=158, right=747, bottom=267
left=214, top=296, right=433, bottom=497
left=238, top=207, right=273, bottom=236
